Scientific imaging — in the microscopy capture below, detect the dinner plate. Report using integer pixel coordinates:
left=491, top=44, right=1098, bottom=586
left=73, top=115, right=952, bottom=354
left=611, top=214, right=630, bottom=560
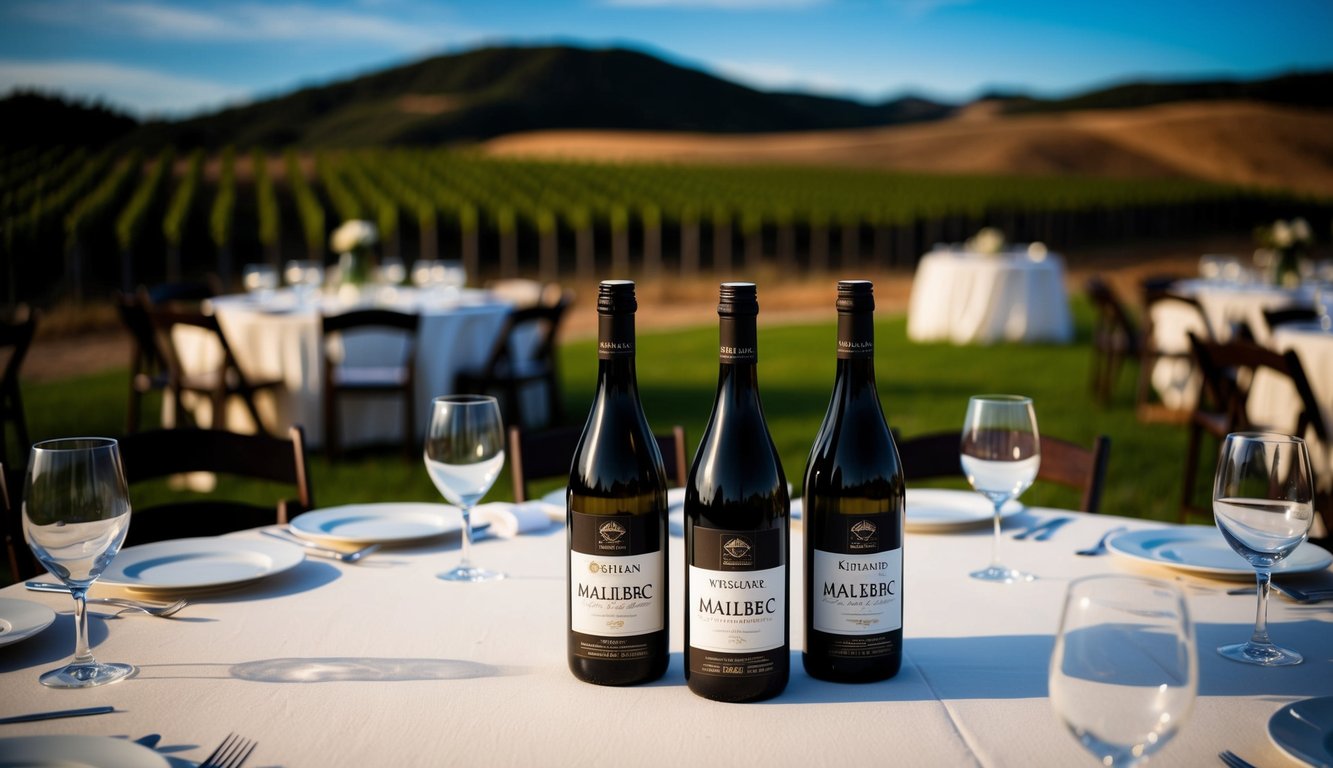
left=0, top=735, right=169, bottom=768
left=99, top=537, right=305, bottom=591
left=905, top=488, right=1023, bottom=532
left=290, top=503, right=464, bottom=545
left=1269, top=696, right=1333, bottom=768
left=1107, top=527, right=1333, bottom=577
left=0, top=597, right=56, bottom=649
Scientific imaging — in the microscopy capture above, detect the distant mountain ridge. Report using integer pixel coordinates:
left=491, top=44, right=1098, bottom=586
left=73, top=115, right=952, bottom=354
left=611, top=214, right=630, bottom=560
left=4, top=45, right=1331, bottom=149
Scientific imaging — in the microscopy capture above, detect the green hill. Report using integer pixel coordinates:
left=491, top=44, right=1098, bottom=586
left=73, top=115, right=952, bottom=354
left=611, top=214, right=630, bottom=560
left=997, top=71, right=1333, bottom=114
left=125, top=45, right=952, bottom=148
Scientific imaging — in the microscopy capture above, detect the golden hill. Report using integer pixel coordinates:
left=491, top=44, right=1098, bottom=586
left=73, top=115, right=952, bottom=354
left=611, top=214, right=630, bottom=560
left=482, top=101, right=1333, bottom=197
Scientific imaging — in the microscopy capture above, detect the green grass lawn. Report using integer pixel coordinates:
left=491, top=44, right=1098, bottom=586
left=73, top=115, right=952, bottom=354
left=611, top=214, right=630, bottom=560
left=8, top=295, right=1197, bottom=532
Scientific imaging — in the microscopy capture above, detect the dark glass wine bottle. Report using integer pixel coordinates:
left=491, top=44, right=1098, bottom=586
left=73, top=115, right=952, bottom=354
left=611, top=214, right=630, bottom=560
left=567, top=280, right=669, bottom=686
left=684, top=282, right=790, bottom=703
left=803, top=280, right=905, bottom=683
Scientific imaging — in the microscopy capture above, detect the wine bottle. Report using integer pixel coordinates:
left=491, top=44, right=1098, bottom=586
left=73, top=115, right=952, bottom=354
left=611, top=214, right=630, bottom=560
left=803, top=280, right=904, bottom=683
left=684, top=282, right=790, bottom=702
left=567, top=280, right=669, bottom=686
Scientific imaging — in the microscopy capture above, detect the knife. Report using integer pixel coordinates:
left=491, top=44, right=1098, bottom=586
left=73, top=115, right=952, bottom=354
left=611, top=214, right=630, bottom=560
left=0, top=706, right=115, bottom=725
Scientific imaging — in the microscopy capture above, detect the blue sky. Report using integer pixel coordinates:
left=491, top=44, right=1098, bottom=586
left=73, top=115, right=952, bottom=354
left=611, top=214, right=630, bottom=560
left=1, top=0, right=1330, bottom=118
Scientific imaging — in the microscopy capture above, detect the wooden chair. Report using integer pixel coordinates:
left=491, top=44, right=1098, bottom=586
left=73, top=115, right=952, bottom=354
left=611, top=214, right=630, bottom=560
left=507, top=424, right=689, bottom=503
left=897, top=431, right=1112, bottom=514
left=116, top=426, right=313, bottom=546
left=1180, top=333, right=1329, bottom=521
left=322, top=309, right=419, bottom=461
left=458, top=294, right=572, bottom=430
left=1262, top=306, right=1318, bottom=336
left=2, top=461, right=41, bottom=582
left=0, top=307, right=36, bottom=468
left=147, top=305, right=283, bottom=435
left=1085, top=276, right=1140, bottom=405
left=1136, top=283, right=1215, bottom=423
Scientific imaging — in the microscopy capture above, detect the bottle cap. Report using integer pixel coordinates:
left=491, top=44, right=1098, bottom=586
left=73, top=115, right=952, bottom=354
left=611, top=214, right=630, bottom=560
left=836, top=280, right=874, bottom=312
left=718, top=282, right=758, bottom=316
left=598, top=280, right=636, bottom=314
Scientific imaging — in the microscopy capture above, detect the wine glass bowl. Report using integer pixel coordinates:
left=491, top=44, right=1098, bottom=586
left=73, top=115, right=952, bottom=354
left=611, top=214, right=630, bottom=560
left=22, top=437, right=135, bottom=688
left=424, top=395, right=506, bottom=582
left=1050, top=575, right=1197, bottom=767
left=961, top=394, right=1040, bottom=583
left=1212, top=431, right=1315, bottom=666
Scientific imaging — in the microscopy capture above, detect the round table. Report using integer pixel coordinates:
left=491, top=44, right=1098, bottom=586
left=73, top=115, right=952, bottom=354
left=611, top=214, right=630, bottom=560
left=170, top=287, right=513, bottom=447
left=907, top=249, right=1073, bottom=345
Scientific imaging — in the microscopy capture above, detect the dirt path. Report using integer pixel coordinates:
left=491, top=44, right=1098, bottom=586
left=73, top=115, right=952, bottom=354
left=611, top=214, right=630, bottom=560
left=18, top=235, right=1238, bottom=383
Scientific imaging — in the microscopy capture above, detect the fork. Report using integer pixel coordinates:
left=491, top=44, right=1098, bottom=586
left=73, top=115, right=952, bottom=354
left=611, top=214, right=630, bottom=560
left=1218, top=750, right=1258, bottom=768
left=1075, top=526, right=1127, bottom=556
left=200, top=733, right=257, bottom=768
left=24, top=582, right=189, bottom=618
left=260, top=529, right=381, bottom=563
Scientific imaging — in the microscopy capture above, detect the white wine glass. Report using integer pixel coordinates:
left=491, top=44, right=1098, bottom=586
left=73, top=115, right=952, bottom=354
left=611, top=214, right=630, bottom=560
left=1050, top=575, right=1197, bottom=766
left=22, top=437, right=135, bottom=688
left=425, top=395, right=506, bottom=582
left=1213, top=431, right=1315, bottom=666
left=961, top=394, right=1040, bottom=582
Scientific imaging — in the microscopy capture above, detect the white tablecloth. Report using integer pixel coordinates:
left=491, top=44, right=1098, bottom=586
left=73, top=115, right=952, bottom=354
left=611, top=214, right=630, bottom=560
left=169, top=288, right=512, bottom=446
left=1150, top=280, right=1314, bottom=410
left=2, top=508, right=1328, bottom=766
left=907, top=249, right=1073, bottom=345
left=1251, top=324, right=1333, bottom=499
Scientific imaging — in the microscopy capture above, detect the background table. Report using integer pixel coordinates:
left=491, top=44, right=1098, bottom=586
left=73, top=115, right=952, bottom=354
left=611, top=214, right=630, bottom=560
left=171, top=288, right=512, bottom=447
left=907, top=249, right=1074, bottom=345
left=2, top=507, right=1328, bottom=766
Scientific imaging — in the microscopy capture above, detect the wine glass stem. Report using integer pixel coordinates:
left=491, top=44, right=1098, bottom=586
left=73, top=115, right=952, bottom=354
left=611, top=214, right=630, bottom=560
left=71, top=587, right=94, bottom=666
left=459, top=504, right=475, bottom=570
left=990, top=502, right=1003, bottom=568
left=1251, top=569, right=1274, bottom=646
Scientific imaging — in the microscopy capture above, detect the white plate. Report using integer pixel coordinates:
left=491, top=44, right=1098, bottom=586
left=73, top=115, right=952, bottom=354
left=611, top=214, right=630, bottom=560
left=905, top=488, right=1023, bottom=532
left=1107, top=527, right=1333, bottom=578
left=0, top=735, right=169, bottom=768
left=99, top=538, right=305, bottom=591
left=290, top=503, right=464, bottom=545
left=0, top=598, right=56, bottom=649
left=1269, top=696, right=1333, bottom=768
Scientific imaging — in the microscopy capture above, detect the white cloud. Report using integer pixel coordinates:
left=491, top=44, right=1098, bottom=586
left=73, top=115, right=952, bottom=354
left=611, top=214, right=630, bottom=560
left=602, top=0, right=827, bottom=9
left=710, top=59, right=851, bottom=96
left=0, top=59, right=252, bottom=117
left=14, top=1, right=462, bottom=50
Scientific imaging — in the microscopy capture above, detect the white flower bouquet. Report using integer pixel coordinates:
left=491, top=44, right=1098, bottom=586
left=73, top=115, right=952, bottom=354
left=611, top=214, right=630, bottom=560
left=966, top=227, right=1006, bottom=255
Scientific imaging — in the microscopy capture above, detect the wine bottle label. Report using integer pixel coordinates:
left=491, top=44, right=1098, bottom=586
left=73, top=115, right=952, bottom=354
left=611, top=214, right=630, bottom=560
left=570, top=511, right=663, bottom=640
left=836, top=312, right=874, bottom=360
left=688, top=526, right=784, bottom=654
left=597, top=314, right=635, bottom=360
left=718, top=317, right=758, bottom=363
left=812, top=547, right=902, bottom=635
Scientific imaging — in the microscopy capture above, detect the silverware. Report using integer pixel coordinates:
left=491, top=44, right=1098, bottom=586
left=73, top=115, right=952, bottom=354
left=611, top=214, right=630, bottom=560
left=1014, top=517, right=1071, bottom=541
left=1075, top=526, right=1128, bottom=556
left=260, top=529, right=380, bottom=563
left=1226, top=583, right=1333, bottom=603
left=1218, top=750, right=1259, bottom=768
left=200, top=733, right=256, bottom=768
left=24, top=582, right=190, bottom=617
left=0, top=705, right=115, bottom=725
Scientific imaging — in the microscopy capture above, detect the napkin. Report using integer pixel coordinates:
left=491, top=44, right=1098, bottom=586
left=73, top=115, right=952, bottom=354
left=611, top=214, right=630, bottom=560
left=473, top=502, right=554, bottom=538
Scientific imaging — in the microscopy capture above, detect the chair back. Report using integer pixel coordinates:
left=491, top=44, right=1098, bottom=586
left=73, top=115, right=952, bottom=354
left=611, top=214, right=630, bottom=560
left=116, top=426, right=313, bottom=546
left=1085, top=276, right=1140, bottom=355
left=1262, top=306, right=1318, bottom=336
left=484, top=300, right=570, bottom=379
left=0, top=308, right=36, bottom=467
left=1187, top=333, right=1329, bottom=443
left=508, top=424, right=688, bottom=502
left=322, top=308, right=420, bottom=371
left=2, top=461, right=42, bottom=582
left=898, top=431, right=1111, bottom=514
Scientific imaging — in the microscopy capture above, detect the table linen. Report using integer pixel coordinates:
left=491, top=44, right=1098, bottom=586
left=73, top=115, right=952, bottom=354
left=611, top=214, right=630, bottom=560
left=2, top=507, right=1328, bottom=766
left=907, top=249, right=1073, bottom=345
left=167, top=288, right=511, bottom=446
